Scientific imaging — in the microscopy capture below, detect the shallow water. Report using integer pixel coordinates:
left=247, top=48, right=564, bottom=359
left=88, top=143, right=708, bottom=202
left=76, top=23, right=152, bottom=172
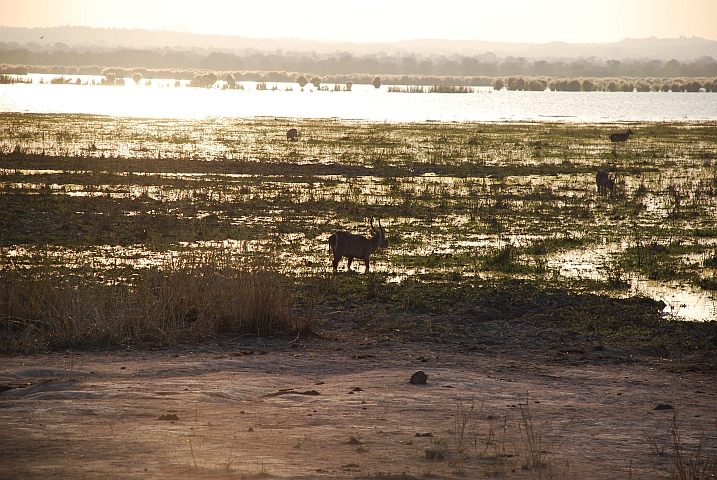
left=1, top=77, right=716, bottom=122
left=2, top=99, right=716, bottom=321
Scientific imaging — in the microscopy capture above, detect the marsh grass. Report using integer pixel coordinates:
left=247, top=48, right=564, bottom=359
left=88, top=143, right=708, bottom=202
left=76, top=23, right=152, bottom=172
left=480, top=243, right=534, bottom=274
left=0, top=249, right=293, bottom=353
left=387, top=85, right=426, bottom=93
left=518, top=397, right=549, bottom=471
left=481, top=417, right=517, bottom=475
left=453, top=402, right=478, bottom=473
left=1, top=115, right=717, bottom=350
left=429, top=85, right=475, bottom=94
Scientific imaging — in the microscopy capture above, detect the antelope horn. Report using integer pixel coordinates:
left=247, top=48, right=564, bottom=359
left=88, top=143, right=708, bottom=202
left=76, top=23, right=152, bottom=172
left=378, top=218, right=385, bottom=236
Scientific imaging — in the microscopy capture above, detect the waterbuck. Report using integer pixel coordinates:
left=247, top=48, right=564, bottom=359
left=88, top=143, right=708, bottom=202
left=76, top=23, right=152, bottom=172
left=287, top=128, right=299, bottom=141
left=596, top=169, right=615, bottom=195
left=610, top=128, right=633, bottom=142
left=328, top=218, right=388, bottom=273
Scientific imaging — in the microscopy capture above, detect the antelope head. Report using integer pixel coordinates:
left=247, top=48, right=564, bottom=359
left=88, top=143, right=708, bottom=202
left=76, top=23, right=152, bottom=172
left=370, top=217, right=388, bottom=249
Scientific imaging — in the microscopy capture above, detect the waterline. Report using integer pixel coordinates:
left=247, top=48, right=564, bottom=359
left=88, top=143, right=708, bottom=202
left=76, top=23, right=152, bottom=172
left=2, top=81, right=716, bottom=122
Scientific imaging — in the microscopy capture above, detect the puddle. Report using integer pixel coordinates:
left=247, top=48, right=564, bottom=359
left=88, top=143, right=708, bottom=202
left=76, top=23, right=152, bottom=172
left=633, top=280, right=717, bottom=322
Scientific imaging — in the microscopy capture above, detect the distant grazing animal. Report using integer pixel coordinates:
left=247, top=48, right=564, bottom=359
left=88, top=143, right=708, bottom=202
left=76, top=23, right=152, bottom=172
left=328, top=218, right=388, bottom=273
left=596, top=170, right=615, bottom=195
left=287, top=128, right=299, bottom=141
left=610, top=128, right=633, bottom=142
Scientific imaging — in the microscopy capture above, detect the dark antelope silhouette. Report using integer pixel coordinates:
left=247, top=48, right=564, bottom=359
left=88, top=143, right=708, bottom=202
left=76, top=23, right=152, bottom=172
left=328, top=218, right=387, bottom=273
left=610, top=128, right=633, bottom=142
left=287, top=128, right=299, bottom=141
left=596, top=170, right=615, bottom=195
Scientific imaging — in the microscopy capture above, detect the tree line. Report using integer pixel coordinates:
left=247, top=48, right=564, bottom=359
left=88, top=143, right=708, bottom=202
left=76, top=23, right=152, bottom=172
left=494, top=76, right=717, bottom=92
left=4, top=63, right=716, bottom=92
left=1, top=44, right=716, bottom=79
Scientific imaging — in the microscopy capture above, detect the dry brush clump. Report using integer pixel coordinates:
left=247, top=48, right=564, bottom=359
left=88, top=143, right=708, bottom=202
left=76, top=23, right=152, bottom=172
left=0, top=249, right=294, bottom=353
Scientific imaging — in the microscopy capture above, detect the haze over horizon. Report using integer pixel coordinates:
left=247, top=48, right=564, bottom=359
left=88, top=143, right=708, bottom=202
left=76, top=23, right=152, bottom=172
left=2, top=0, right=716, bottom=45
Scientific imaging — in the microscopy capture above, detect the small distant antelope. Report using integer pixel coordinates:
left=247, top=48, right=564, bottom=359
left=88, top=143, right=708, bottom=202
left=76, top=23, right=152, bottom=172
left=287, top=128, right=299, bottom=141
left=596, top=170, right=615, bottom=195
left=610, top=128, right=633, bottom=142
left=328, top=218, right=388, bottom=273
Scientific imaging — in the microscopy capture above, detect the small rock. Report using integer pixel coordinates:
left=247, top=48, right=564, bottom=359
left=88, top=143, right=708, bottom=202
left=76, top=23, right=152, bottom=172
left=157, top=414, right=179, bottom=421
left=654, top=404, right=674, bottom=410
left=410, top=371, right=428, bottom=384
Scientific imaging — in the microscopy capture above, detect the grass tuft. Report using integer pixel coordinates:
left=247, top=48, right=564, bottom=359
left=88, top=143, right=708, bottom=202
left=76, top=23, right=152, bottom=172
left=0, top=249, right=294, bottom=353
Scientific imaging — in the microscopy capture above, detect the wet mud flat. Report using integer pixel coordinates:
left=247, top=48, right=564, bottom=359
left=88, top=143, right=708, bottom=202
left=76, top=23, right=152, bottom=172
left=1, top=323, right=716, bottom=480
left=2, top=116, right=716, bottom=329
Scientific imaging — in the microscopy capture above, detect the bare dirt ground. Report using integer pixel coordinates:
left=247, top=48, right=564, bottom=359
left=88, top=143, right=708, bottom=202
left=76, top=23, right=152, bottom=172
left=1, top=315, right=716, bottom=480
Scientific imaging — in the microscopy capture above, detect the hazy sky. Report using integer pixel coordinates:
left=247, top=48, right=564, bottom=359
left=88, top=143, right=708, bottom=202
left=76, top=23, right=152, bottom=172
left=2, top=0, right=716, bottom=44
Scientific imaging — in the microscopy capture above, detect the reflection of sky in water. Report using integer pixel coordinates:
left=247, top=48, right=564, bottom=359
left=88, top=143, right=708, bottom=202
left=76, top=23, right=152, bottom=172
left=2, top=79, right=717, bottom=122
left=634, top=280, right=716, bottom=322
left=548, top=245, right=717, bottom=322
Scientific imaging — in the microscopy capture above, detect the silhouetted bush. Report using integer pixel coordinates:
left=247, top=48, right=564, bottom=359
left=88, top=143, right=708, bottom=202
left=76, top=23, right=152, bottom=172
left=526, top=78, right=547, bottom=91
left=189, top=72, right=217, bottom=88
left=50, top=76, right=74, bottom=84
left=635, top=80, right=651, bottom=92
left=0, top=74, right=31, bottom=84
left=387, top=85, right=426, bottom=93
left=99, top=72, right=125, bottom=86
left=670, top=81, right=684, bottom=92
left=506, top=76, right=525, bottom=91
left=581, top=79, right=598, bottom=91
left=683, top=80, right=702, bottom=92
left=492, top=78, right=504, bottom=90
left=372, top=76, right=381, bottom=88
left=224, top=73, right=236, bottom=89
left=429, top=84, right=474, bottom=93
left=310, top=76, right=321, bottom=88
left=549, top=78, right=581, bottom=91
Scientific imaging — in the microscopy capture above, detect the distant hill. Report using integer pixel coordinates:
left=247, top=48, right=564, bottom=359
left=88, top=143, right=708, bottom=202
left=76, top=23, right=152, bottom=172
left=1, top=26, right=716, bottom=81
left=1, top=26, right=716, bottom=62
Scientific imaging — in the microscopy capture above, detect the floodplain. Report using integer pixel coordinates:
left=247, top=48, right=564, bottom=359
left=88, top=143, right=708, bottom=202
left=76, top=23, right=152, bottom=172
left=1, top=114, right=716, bottom=479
